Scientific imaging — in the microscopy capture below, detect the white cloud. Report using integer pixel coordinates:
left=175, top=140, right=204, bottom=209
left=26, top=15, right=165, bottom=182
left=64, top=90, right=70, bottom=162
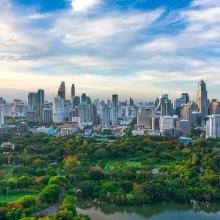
left=51, top=9, right=163, bottom=47
left=1, top=0, right=220, bottom=101
left=71, top=0, right=101, bottom=12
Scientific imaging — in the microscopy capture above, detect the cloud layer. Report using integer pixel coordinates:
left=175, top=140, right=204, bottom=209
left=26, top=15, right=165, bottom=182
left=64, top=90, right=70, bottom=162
left=0, top=0, right=220, bottom=101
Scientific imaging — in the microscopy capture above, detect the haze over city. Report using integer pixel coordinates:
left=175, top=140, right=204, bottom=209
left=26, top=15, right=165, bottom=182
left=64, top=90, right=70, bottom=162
left=1, top=0, right=220, bottom=101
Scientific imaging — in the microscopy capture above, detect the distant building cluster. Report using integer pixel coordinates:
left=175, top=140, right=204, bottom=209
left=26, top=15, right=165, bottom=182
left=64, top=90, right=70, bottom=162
left=135, top=80, right=220, bottom=138
left=0, top=80, right=220, bottom=138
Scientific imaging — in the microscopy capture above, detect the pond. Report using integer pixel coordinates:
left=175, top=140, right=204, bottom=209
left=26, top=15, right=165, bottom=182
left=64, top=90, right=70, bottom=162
left=76, top=201, right=220, bottom=220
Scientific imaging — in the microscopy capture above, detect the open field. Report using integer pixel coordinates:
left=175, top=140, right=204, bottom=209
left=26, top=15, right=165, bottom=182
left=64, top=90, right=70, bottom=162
left=0, top=191, right=38, bottom=202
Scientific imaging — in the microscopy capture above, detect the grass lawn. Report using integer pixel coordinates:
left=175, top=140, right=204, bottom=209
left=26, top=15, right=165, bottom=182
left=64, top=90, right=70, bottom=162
left=103, top=157, right=177, bottom=173
left=104, top=158, right=142, bottom=173
left=1, top=165, right=15, bottom=180
left=0, top=191, right=38, bottom=202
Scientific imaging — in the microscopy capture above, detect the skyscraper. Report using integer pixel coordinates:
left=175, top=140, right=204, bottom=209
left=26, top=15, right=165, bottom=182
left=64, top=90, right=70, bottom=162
left=206, top=114, right=220, bottom=138
left=71, top=84, right=75, bottom=102
left=27, top=90, right=44, bottom=122
left=112, top=94, right=118, bottom=107
left=156, top=94, right=173, bottom=116
left=209, top=99, right=220, bottom=115
left=0, top=107, right=4, bottom=127
left=102, top=104, right=110, bottom=127
left=111, top=94, right=119, bottom=125
left=37, top=89, right=44, bottom=121
left=137, top=107, right=155, bottom=129
left=58, top=81, right=66, bottom=100
left=53, top=96, right=65, bottom=123
left=197, top=80, right=208, bottom=121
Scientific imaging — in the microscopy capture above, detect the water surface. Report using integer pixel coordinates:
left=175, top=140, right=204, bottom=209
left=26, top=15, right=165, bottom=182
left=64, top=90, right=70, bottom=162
left=76, top=202, right=220, bottom=220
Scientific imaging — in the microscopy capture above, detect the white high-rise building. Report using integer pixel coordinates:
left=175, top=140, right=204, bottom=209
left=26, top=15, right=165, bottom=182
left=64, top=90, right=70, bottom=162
left=206, top=114, right=220, bottom=138
left=160, top=116, right=175, bottom=132
left=53, top=96, right=65, bottom=123
left=0, top=108, right=4, bottom=127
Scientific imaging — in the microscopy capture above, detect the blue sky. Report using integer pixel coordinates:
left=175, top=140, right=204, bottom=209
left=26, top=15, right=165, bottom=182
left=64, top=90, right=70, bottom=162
left=0, top=0, right=220, bottom=101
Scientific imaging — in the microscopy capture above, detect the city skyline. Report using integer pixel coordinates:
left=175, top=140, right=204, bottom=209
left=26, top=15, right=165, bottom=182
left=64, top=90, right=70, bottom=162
left=0, top=79, right=213, bottom=103
left=1, top=0, right=220, bottom=100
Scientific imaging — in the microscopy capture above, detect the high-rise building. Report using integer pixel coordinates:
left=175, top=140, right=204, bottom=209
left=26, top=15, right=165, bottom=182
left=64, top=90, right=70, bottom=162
left=102, top=104, right=110, bottom=127
left=73, top=96, right=80, bottom=107
left=58, top=81, right=66, bottom=100
left=180, top=101, right=198, bottom=121
left=27, top=90, right=44, bottom=122
left=111, top=94, right=119, bottom=125
left=38, top=89, right=44, bottom=121
left=197, top=80, right=208, bottom=121
left=191, top=111, right=202, bottom=128
left=156, top=94, right=173, bottom=116
left=71, top=84, right=75, bottom=102
left=137, top=107, right=155, bottom=129
left=112, top=94, right=118, bottom=106
left=43, top=107, right=53, bottom=123
left=174, top=93, right=189, bottom=116
left=181, top=93, right=190, bottom=103
left=159, top=116, right=175, bottom=132
left=0, top=107, right=4, bottom=127
left=209, top=99, right=220, bottom=115
left=176, top=120, right=191, bottom=135
left=53, top=96, right=65, bottom=123
left=206, top=114, right=220, bottom=138
left=28, top=92, right=38, bottom=111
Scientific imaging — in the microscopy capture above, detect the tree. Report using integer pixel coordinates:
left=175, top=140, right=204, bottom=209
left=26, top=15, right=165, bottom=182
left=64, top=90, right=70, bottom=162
left=89, top=167, right=104, bottom=181
left=19, top=196, right=36, bottom=211
left=55, top=195, right=77, bottom=220
left=39, top=184, right=61, bottom=204
left=17, top=176, right=31, bottom=190
left=64, top=156, right=81, bottom=176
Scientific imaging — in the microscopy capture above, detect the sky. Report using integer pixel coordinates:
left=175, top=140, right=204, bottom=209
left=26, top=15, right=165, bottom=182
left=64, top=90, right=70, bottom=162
left=0, top=0, right=220, bottom=102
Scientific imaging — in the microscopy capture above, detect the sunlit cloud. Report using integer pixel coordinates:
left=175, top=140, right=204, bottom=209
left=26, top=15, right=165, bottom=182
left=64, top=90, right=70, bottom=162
left=0, top=0, right=220, bottom=101
left=71, top=0, right=101, bottom=12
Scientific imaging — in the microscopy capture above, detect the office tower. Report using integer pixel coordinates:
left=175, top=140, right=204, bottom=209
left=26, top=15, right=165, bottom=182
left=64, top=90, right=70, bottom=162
left=209, top=99, right=220, bottom=115
left=53, top=96, right=65, bottom=123
left=176, top=120, right=191, bottom=135
left=38, top=89, right=44, bottom=121
left=181, top=93, right=189, bottom=103
left=111, top=94, right=119, bottom=125
left=65, top=101, right=73, bottom=122
left=156, top=94, right=173, bottom=116
left=12, top=102, right=27, bottom=118
left=112, top=94, right=118, bottom=106
left=81, top=93, right=87, bottom=104
left=180, top=101, right=198, bottom=121
left=78, top=104, right=86, bottom=122
left=58, top=81, right=66, bottom=100
left=71, top=84, right=75, bottom=102
left=159, top=116, right=175, bottom=132
left=27, top=90, right=44, bottom=122
left=43, top=107, right=53, bottom=123
left=73, top=96, right=80, bottom=107
left=174, top=93, right=189, bottom=116
left=0, top=107, right=4, bottom=127
left=129, top=97, right=134, bottom=106
left=191, top=111, right=202, bottom=128
left=137, top=107, right=155, bottom=129
left=197, top=80, right=208, bottom=121
left=27, top=89, right=44, bottom=122
left=78, top=95, right=92, bottom=123
left=28, top=92, right=38, bottom=111
left=206, top=114, right=220, bottom=138
left=102, top=104, right=110, bottom=127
